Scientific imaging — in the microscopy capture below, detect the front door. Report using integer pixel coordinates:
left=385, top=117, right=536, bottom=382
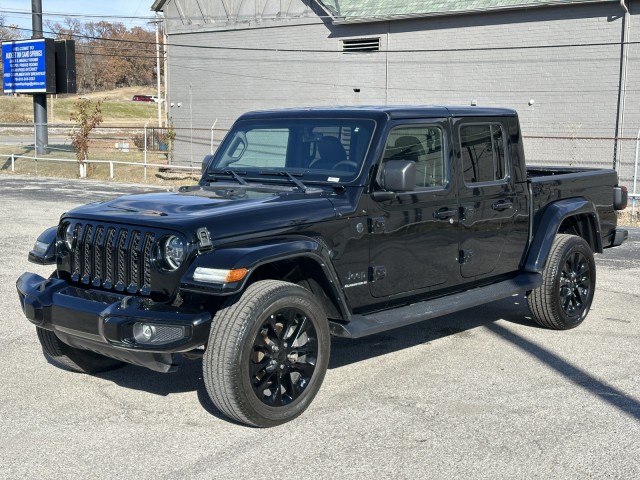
left=368, top=120, right=460, bottom=298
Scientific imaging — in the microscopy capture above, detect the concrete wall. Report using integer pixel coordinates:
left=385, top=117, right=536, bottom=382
left=621, top=0, right=640, bottom=192
left=162, top=0, right=638, bottom=186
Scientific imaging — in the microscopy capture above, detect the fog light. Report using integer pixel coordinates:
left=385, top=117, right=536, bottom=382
left=135, top=324, right=155, bottom=342
left=133, top=322, right=186, bottom=346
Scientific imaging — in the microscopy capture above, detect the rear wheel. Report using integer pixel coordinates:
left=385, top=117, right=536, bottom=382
left=203, top=280, right=330, bottom=427
left=36, top=327, right=126, bottom=374
left=528, top=234, right=596, bottom=329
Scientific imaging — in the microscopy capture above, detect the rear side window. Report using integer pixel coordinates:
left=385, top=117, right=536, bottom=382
left=460, top=124, right=506, bottom=184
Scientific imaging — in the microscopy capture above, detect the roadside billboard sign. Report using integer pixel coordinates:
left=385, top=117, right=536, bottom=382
left=2, top=38, right=56, bottom=94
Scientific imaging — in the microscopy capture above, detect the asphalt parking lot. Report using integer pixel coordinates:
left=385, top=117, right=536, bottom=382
left=1, top=174, right=639, bottom=479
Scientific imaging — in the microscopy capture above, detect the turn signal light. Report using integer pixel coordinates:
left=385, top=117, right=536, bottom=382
left=193, top=267, right=249, bottom=284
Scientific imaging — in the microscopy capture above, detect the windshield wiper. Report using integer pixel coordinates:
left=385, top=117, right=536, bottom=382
left=259, top=171, right=307, bottom=192
left=207, top=169, right=248, bottom=185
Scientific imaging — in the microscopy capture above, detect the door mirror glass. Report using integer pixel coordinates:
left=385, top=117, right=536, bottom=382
left=381, top=160, right=416, bottom=191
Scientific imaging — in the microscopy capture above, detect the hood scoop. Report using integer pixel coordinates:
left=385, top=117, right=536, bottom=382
left=178, top=185, right=247, bottom=199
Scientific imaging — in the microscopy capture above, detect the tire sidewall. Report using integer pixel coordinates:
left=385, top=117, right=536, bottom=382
left=235, top=284, right=330, bottom=426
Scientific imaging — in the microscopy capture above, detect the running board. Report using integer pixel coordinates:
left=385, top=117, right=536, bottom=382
left=330, top=273, right=542, bottom=338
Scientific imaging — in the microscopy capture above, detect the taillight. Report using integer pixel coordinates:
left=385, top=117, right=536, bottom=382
left=614, top=185, right=628, bottom=211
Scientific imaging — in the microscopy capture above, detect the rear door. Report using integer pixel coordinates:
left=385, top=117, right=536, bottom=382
left=453, top=116, right=527, bottom=279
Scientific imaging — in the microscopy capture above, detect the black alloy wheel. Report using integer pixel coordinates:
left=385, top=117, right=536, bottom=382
left=558, top=250, right=592, bottom=319
left=250, top=308, right=319, bottom=407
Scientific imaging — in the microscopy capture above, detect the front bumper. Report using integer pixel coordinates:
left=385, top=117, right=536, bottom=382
left=16, top=272, right=212, bottom=373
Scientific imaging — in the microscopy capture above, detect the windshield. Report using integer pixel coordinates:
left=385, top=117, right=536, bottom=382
left=207, top=118, right=376, bottom=183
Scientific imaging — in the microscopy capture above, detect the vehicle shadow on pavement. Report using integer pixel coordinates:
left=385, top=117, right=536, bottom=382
left=328, top=294, right=535, bottom=369
left=95, top=358, right=234, bottom=422
left=91, top=295, right=537, bottom=423
left=96, top=356, right=202, bottom=396
left=484, top=321, right=640, bottom=421
left=330, top=293, right=640, bottom=422
left=94, top=294, right=639, bottom=422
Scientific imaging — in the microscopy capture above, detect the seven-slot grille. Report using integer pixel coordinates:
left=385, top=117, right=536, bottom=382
left=65, top=221, right=156, bottom=296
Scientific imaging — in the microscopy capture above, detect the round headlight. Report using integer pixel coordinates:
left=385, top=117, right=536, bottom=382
left=164, top=235, right=185, bottom=270
left=64, top=223, right=75, bottom=250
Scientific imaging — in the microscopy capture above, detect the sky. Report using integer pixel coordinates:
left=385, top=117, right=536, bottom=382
left=0, top=1, right=158, bottom=32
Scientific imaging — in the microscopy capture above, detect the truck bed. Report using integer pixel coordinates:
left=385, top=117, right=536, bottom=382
left=526, top=165, right=615, bottom=178
left=527, top=165, right=620, bottom=249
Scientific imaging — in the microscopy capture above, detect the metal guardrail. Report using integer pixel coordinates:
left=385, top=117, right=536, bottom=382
left=2, top=153, right=200, bottom=181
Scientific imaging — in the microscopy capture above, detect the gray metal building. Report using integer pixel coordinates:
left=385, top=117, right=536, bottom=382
left=152, top=0, right=639, bottom=186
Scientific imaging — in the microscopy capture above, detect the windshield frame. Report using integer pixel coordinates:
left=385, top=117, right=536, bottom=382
left=204, top=116, right=378, bottom=186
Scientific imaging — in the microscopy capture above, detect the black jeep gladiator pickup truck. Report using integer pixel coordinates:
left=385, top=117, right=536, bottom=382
left=17, top=106, right=628, bottom=427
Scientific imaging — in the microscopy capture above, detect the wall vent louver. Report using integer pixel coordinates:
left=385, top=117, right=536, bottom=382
left=342, top=38, right=380, bottom=53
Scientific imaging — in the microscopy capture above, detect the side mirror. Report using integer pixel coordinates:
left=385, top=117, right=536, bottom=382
left=381, top=160, right=416, bottom=192
left=202, top=154, right=215, bottom=174
left=28, top=226, right=58, bottom=265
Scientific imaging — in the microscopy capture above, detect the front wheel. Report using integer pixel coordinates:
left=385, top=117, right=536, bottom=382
left=203, top=280, right=330, bottom=427
left=528, top=234, right=596, bottom=329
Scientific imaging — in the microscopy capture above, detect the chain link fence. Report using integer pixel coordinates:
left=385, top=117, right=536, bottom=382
left=523, top=135, right=636, bottom=182
left=523, top=135, right=639, bottom=221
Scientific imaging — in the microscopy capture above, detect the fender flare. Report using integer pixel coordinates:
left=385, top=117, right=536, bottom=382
left=180, top=236, right=352, bottom=320
left=524, top=197, right=601, bottom=273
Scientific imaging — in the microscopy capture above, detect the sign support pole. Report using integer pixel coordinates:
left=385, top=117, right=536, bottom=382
left=32, top=0, right=48, bottom=155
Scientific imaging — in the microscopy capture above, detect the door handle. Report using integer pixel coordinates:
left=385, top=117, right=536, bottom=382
left=433, top=207, right=457, bottom=220
left=492, top=200, right=513, bottom=211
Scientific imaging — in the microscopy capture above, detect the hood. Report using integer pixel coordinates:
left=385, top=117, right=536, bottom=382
left=61, top=185, right=339, bottom=241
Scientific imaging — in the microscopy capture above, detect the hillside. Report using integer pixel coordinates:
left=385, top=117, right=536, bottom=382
left=0, top=87, right=162, bottom=126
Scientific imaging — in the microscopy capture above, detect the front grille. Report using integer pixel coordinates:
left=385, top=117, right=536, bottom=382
left=64, top=221, right=155, bottom=296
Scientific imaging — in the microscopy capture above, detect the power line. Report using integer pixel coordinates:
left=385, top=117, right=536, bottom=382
left=0, top=8, right=155, bottom=22
left=164, top=59, right=640, bottom=96
left=7, top=24, right=640, bottom=55
left=76, top=51, right=155, bottom=59
left=4, top=13, right=639, bottom=97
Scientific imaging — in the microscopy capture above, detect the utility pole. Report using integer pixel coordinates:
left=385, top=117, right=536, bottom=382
left=32, top=0, right=48, bottom=154
left=163, top=25, right=168, bottom=128
left=155, top=17, right=162, bottom=128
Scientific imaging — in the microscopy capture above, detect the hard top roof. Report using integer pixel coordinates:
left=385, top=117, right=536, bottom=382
left=238, top=105, right=517, bottom=121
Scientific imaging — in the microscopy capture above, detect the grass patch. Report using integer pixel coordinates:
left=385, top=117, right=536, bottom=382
left=0, top=148, right=199, bottom=186
left=617, top=208, right=640, bottom=227
left=0, top=87, right=162, bottom=126
left=1, top=87, right=195, bottom=186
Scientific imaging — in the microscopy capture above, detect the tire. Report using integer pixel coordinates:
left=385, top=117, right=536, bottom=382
left=528, top=234, right=596, bottom=330
left=203, top=280, right=330, bottom=427
left=36, top=327, right=126, bottom=374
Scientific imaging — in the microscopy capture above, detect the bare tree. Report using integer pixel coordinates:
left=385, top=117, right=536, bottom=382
left=69, top=99, right=103, bottom=167
left=0, top=15, right=25, bottom=79
left=46, top=18, right=158, bottom=92
left=0, top=15, right=23, bottom=41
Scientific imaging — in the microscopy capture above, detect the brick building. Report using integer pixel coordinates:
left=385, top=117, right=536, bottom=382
left=151, top=0, right=639, bottom=185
